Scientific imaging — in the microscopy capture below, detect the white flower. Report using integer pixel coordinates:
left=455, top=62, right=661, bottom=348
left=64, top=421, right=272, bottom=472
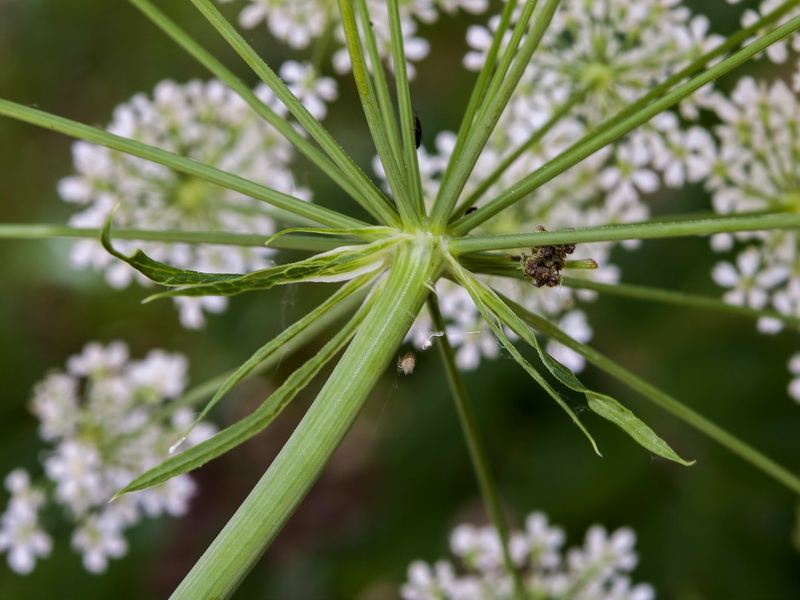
left=400, top=560, right=459, bottom=600
left=712, top=248, right=788, bottom=309
left=450, top=523, right=504, bottom=573
left=58, top=79, right=317, bottom=328
left=401, top=511, right=652, bottom=599
left=0, top=471, right=52, bottom=575
left=66, top=340, right=129, bottom=377
left=126, top=349, right=189, bottom=402
left=0, top=342, right=216, bottom=574
left=71, top=512, right=128, bottom=574
left=223, top=0, right=490, bottom=74
left=279, top=61, right=338, bottom=120
left=787, top=353, right=800, bottom=403
left=546, top=311, right=593, bottom=373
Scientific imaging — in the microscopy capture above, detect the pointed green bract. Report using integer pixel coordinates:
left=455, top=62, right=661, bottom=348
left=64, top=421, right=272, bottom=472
left=458, top=263, right=693, bottom=466
left=101, top=214, right=242, bottom=287
left=147, top=236, right=404, bottom=299
left=449, top=257, right=601, bottom=456
left=587, top=393, right=694, bottom=466
left=180, top=274, right=376, bottom=439
left=102, top=213, right=407, bottom=299
left=115, top=285, right=375, bottom=498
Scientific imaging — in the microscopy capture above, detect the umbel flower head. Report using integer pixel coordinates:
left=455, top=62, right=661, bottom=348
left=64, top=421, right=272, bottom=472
left=58, top=73, right=335, bottom=328
left=3, top=0, right=800, bottom=597
left=701, top=63, right=800, bottom=400
left=219, top=0, right=490, bottom=76
left=401, top=511, right=654, bottom=600
left=0, top=342, right=216, bottom=574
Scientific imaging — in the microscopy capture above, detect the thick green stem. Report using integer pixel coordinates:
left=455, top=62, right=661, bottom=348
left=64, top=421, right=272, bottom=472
left=449, top=213, right=800, bottom=254
left=170, top=236, right=442, bottom=599
left=428, top=297, right=528, bottom=600
left=0, top=224, right=359, bottom=253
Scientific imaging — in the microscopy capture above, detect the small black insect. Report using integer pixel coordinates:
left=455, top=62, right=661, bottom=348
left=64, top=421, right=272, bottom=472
left=413, top=111, right=422, bottom=149
left=465, top=207, right=478, bottom=216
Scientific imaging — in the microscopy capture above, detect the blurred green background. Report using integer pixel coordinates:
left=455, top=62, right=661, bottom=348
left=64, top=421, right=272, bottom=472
left=1, top=1, right=799, bottom=598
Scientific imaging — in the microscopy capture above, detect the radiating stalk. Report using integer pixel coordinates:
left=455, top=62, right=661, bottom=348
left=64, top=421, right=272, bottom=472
left=189, top=0, right=402, bottom=228
left=0, top=99, right=365, bottom=231
left=387, top=0, right=426, bottom=220
left=451, top=14, right=800, bottom=235
left=430, top=0, right=562, bottom=228
left=128, top=0, right=394, bottom=227
left=170, top=236, right=442, bottom=599
left=453, top=86, right=588, bottom=217
left=428, top=296, right=528, bottom=600
left=449, top=213, right=800, bottom=254
left=561, top=277, right=800, bottom=328
left=0, top=224, right=363, bottom=253
left=503, top=295, right=800, bottom=495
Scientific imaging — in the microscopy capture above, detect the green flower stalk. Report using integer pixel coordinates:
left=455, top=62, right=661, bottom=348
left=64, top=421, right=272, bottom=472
left=2, top=0, right=800, bottom=598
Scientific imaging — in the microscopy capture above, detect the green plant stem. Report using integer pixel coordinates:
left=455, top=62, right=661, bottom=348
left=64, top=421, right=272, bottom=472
left=351, top=0, right=406, bottom=191
left=503, top=295, right=800, bottom=495
left=0, top=224, right=361, bottom=253
left=188, top=0, right=402, bottom=228
left=128, top=0, right=392, bottom=227
left=170, top=236, right=442, bottom=600
left=431, top=0, right=562, bottom=229
left=428, top=296, right=528, bottom=600
left=442, top=0, right=535, bottom=177
left=338, top=0, right=418, bottom=227
left=453, top=86, right=588, bottom=217
left=450, top=13, right=800, bottom=235
left=449, top=213, right=800, bottom=254
left=387, top=0, right=426, bottom=220
left=456, top=253, right=800, bottom=328
left=0, top=99, right=365, bottom=231
left=448, top=0, right=519, bottom=168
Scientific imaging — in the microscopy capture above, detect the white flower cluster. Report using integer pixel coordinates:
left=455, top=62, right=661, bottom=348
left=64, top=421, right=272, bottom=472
left=59, top=69, right=335, bottom=328
left=701, top=63, right=800, bottom=402
left=0, top=342, right=216, bottom=574
left=407, top=0, right=722, bottom=371
left=401, top=511, right=654, bottom=600
left=218, top=0, right=490, bottom=77
left=726, top=0, right=800, bottom=66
